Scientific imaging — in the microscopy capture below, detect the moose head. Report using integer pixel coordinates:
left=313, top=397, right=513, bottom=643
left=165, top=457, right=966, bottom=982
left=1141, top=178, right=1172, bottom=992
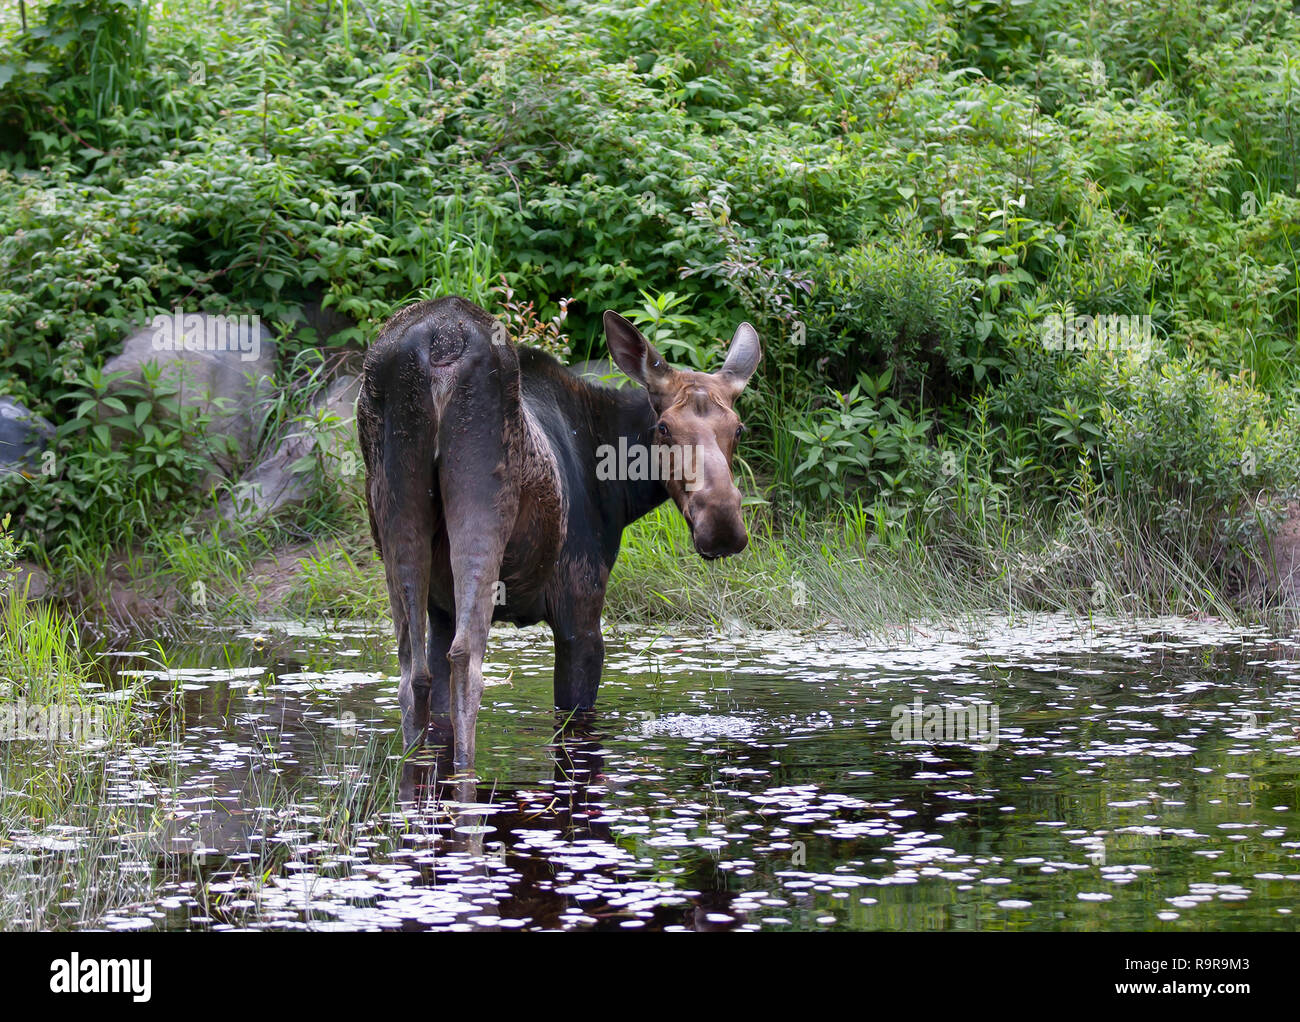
left=603, top=311, right=761, bottom=559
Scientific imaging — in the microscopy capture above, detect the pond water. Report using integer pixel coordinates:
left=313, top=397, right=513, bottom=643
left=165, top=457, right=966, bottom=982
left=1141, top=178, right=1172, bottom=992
left=8, top=614, right=1300, bottom=931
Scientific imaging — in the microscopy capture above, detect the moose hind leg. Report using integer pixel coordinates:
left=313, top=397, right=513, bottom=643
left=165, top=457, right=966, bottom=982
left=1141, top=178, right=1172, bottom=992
left=365, top=380, right=437, bottom=749
left=383, top=525, right=433, bottom=748
left=442, top=512, right=511, bottom=771
left=437, top=439, right=518, bottom=771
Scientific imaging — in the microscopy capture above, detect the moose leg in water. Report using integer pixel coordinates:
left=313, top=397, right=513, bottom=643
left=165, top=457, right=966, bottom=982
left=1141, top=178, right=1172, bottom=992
left=360, top=354, right=438, bottom=748
left=426, top=605, right=454, bottom=716
left=438, top=425, right=517, bottom=768
left=550, top=566, right=608, bottom=711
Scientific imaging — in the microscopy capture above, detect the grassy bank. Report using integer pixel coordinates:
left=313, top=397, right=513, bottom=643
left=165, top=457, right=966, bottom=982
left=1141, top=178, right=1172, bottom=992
left=33, top=488, right=1282, bottom=640
left=0, top=583, right=152, bottom=929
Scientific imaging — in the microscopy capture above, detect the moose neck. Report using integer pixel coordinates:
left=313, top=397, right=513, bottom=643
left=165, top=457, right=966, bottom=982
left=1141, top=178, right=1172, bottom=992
left=587, top=382, right=670, bottom=532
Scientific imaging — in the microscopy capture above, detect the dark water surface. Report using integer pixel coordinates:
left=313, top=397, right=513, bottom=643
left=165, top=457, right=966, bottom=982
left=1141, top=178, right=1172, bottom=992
left=23, top=616, right=1300, bottom=930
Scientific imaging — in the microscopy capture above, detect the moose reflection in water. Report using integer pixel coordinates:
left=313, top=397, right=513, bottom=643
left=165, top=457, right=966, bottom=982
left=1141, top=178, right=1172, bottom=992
left=398, top=714, right=747, bottom=932
left=359, top=296, right=761, bottom=771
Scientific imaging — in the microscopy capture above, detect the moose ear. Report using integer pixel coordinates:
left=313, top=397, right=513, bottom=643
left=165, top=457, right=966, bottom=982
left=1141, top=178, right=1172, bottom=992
left=717, top=322, right=761, bottom=397
left=603, top=311, right=672, bottom=393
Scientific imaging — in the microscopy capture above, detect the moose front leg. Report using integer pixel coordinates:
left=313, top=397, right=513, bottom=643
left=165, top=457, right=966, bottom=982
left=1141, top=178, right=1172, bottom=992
left=427, top=605, right=454, bottom=717
left=551, top=608, right=605, bottom=711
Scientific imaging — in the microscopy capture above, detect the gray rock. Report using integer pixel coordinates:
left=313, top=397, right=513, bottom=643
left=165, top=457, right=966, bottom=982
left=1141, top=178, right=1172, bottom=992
left=0, top=397, right=55, bottom=476
left=220, top=374, right=362, bottom=522
left=2, top=562, right=49, bottom=600
left=105, top=312, right=276, bottom=471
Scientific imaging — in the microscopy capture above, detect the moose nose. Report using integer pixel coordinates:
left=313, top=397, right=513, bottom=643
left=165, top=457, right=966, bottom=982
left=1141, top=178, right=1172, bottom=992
left=690, top=509, right=749, bottom=560
left=696, top=529, right=748, bottom=560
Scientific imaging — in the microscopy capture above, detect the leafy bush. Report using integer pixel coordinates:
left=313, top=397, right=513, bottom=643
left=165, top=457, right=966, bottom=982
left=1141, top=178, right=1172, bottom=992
left=0, top=361, right=226, bottom=571
left=807, top=218, right=977, bottom=398
left=0, top=0, right=150, bottom=150
left=1088, top=355, right=1299, bottom=546
left=790, top=368, right=935, bottom=502
left=0, top=513, right=17, bottom=595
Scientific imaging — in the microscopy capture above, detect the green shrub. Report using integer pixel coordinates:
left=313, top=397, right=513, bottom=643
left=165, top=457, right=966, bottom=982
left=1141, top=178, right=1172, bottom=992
left=790, top=367, right=935, bottom=502
left=1088, top=355, right=1299, bottom=544
left=807, top=217, right=977, bottom=398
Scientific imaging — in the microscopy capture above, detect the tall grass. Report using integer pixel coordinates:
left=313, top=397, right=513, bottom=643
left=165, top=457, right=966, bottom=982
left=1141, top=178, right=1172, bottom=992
left=287, top=547, right=387, bottom=621
left=603, top=493, right=1244, bottom=634
left=0, top=587, right=160, bottom=930
left=409, top=194, right=500, bottom=307
left=0, top=750, right=164, bottom=930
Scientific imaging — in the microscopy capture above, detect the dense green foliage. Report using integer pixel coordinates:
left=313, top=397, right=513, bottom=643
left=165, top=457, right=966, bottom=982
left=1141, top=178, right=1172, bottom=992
left=1, top=0, right=1297, bottom=608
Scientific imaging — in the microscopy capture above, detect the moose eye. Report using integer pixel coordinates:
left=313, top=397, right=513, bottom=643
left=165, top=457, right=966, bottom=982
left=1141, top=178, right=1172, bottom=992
left=657, top=421, right=670, bottom=436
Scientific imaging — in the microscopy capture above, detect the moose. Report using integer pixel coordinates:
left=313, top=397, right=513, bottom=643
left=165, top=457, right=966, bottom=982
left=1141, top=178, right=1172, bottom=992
left=357, top=296, right=760, bottom=770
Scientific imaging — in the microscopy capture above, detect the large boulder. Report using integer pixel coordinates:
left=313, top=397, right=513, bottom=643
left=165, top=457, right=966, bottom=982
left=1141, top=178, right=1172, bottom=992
left=104, top=312, right=276, bottom=472
left=0, top=397, right=55, bottom=476
left=1, top=563, right=49, bottom=601
left=220, top=374, right=362, bottom=522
